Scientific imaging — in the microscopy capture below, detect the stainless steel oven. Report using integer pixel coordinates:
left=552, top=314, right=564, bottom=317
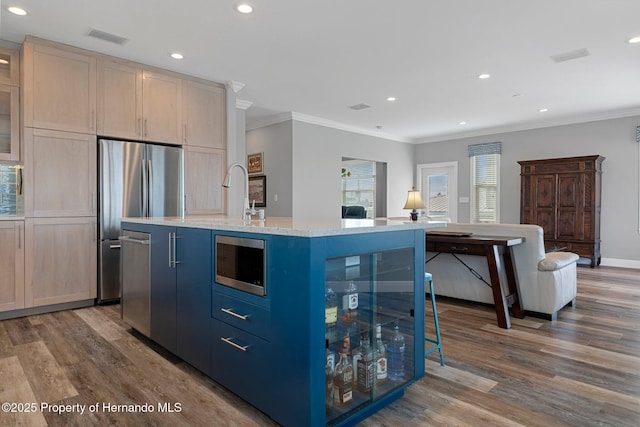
left=215, top=235, right=266, bottom=296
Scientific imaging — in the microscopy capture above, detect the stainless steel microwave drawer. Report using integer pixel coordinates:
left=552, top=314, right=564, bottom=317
left=212, top=292, right=271, bottom=340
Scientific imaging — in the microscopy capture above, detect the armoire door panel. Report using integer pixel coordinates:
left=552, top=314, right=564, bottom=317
left=533, top=176, right=556, bottom=209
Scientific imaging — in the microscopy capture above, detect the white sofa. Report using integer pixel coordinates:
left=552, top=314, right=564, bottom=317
left=425, top=223, right=579, bottom=320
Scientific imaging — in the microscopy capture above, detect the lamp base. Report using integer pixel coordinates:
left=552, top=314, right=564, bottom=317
left=409, top=211, right=419, bottom=221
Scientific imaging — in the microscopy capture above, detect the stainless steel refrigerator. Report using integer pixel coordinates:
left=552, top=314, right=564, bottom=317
left=98, top=139, right=183, bottom=303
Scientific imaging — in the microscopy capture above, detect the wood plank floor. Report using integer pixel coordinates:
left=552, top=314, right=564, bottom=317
left=0, top=266, right=638, bottom=426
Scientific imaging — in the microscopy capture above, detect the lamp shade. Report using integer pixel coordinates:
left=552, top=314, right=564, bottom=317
left=403, top=190, right=426, bottom=210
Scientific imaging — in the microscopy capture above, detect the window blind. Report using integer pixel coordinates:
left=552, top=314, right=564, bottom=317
left=469, top=143, right=500, bottom=223
left=468, top=142, right=501, bottom=157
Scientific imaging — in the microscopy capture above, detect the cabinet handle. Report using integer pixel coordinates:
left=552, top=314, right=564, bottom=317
left=173, top=233, right=181, bottom=265
left=220, top=337, right=249, bottom=352
left=91, top=110, right=95, bottom=130
left=220, top=308, right=249, bottom=320
left=17, top=223, right=22, bottom=249
left=184, top=124, right=187, bottom=143
left=137, top=117, right=141, bottom=136
left=168, top=233, right=173, bottom=267
left=144, top=118, right=148, bottom=137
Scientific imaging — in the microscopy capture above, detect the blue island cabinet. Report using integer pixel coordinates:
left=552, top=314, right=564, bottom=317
left=121, top=222, right=212, bottom=375
left=124, top=221, right=425, bottom=427
left=233, top=228, right=426, bottom=427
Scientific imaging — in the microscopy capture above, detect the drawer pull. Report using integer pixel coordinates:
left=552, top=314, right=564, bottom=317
left=221, top=308, right=249, bottom=320
left=221, top=337, right=249, bottom=352
left=451, top=246, right=468, bottom=251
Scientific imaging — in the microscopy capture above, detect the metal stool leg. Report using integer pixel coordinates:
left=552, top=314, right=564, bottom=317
left=424, top=272, right=445, bottom=366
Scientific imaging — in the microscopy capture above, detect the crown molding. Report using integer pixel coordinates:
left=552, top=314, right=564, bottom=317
left=416, top=106, right=640, bottom=144
left=227, top=80, right=246, bottom=93
left=236, top=99, right=253, bottom=110
left=246, top=107, right=640, bottom=145
left=246, top=111, right=413, bottom=143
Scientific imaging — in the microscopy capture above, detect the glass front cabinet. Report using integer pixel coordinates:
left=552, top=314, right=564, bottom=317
left=265, top=228, right=425, bottom=427
left=324, top=247, right=419, bottom=425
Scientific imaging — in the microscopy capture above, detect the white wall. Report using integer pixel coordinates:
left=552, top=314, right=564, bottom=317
left=245, top=121, right=293, bottom=217
left=247, top=120, right=416, bottom=219
left=415, top=115, right=640, bottom=267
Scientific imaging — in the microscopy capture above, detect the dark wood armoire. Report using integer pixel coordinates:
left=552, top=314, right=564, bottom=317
left=518, top=155, right=604, bottom=267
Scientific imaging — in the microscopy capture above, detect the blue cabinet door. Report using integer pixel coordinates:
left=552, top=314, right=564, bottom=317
left=149, top=225, right=178, bottom=354
left=176, top=227, right=212, bottom=375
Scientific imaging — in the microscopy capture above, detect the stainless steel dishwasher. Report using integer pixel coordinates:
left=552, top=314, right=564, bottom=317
left=119, top=230, right=151, bottom=337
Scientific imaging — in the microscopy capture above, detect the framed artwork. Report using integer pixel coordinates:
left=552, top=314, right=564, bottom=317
left=248, top=175, right=266, bottom=207
left=247, top=152, right=263, bottom=174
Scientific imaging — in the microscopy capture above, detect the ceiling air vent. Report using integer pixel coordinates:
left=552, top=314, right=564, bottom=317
left=550, top=48, right=590, bottom=63
left=349, top=103, right=371, bottom=111
left=88, top=29, right=130, bottom=46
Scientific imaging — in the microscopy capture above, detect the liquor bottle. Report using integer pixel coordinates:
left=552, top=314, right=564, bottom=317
left=374, top=323, right=387, bottom=384
left=325, top=287, right=337, bottom=343
left=357, top=335, right=375, bottom=393
left=341, top=280, right=358, bottom=323
left=351, top=336, right=363, bottom=386
left=326, top=350, right=335, bottom=415
left=387, top=323, right=405, bottom=381
left=332, top=349, right=354, bottom=406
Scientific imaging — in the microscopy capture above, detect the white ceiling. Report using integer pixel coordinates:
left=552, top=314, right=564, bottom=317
left=2, top=0, right=640, bottom=142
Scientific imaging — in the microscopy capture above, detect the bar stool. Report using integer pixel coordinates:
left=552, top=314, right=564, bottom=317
left=424, top=272, right=445, bottom=366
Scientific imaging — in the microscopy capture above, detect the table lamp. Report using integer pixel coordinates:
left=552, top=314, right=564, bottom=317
left=403, top=189, right=425, bottom=221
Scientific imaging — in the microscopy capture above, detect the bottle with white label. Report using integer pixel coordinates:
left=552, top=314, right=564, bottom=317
left=374, top=323, right=387, bottom=384
left=332, top=349, right=354, bottom=406
left=325, top=287, right=337, bottom=343
left=341, top=280, right=358, bottom=324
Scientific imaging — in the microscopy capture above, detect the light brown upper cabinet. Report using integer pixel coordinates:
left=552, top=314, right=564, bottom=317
left=23, top=128, right=97, bottom=218
left=142, top=71, right=182, bottom=144
left=0, top=46, right=20, bottom=86
left=0, top=47, right=20, bottom=161
left=97, top=59, right=183, bottom=144
left=0, top=84, right=20, bottom=161
left=0, top=220, right=25, bottom=312
left=22, top=40, right=96, bottom=134
left=182, top=80, right=226, bottom=149
left=97, top=59, right=143, bottom=140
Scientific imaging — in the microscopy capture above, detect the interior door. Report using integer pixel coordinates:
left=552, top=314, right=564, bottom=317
left=417, top=162, right=458, bottom=222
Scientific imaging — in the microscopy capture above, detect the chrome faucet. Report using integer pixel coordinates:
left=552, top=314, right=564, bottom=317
left=223, top=162, right=257, bottom=220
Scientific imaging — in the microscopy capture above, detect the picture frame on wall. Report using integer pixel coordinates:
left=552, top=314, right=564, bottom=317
left=247, top=152, right=263, bottom=174
left=248, top=175, right=266, bottom=207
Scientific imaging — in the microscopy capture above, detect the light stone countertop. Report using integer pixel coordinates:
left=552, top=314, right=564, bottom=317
left=122, top=216, right=446, bottom=237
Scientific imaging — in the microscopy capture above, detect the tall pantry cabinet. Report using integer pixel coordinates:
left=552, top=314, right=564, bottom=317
left=21, top=38, right=97, bottom=307
left=519, top=155, right=604, bottom=267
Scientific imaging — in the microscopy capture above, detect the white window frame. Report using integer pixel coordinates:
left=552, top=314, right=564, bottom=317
left=470, top=153, right=500, bottom=224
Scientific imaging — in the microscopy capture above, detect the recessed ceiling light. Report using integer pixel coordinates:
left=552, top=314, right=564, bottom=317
left=628, top=36, right=640, bottom=44
left=386, top=96, right=396, bottom=102
left=170, top=53, right=184, bottom=60
left=538, top=108, right=549, bottom=113
left=477, top=73, right=491, bottom=79
left=8, top=6, right=27, bottom=15
left=459, top=121, right=467, bottom=125
left=236, top=3, right=253, bottom=14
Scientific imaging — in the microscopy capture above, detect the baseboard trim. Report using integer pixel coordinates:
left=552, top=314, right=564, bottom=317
left=600, top=258, right=640, bottom=269
left=0, top=299, right=95, bottom=321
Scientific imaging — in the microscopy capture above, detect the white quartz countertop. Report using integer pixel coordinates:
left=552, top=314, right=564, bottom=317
left=122, top=216, right=446, bottom=237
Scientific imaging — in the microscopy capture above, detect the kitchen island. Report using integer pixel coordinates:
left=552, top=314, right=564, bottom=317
left=121, top=216, right=440, bottom=426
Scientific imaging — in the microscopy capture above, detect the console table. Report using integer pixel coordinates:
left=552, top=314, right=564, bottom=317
left=425, top=232, right=525, bottom=329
